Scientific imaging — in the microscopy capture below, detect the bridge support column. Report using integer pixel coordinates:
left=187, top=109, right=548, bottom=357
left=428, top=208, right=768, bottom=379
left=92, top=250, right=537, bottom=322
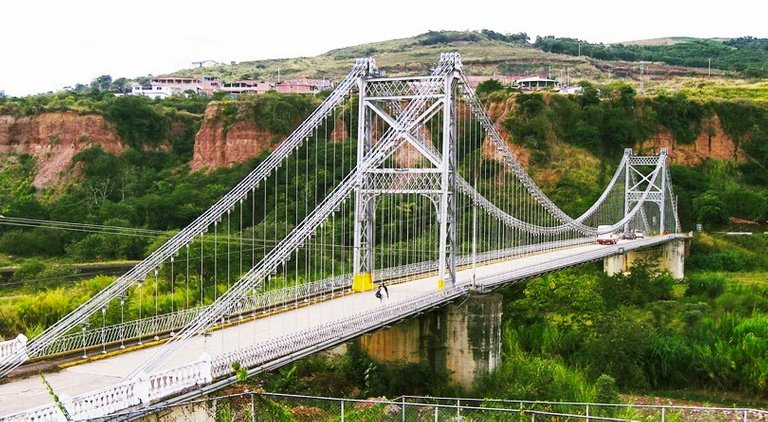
left=604, top=239, right=688, bottom=279
left=603, top=253, right=628, bottom=277
left=660, top=238, right=686, bottom=280
left=358, top=293, right=502, bottom=390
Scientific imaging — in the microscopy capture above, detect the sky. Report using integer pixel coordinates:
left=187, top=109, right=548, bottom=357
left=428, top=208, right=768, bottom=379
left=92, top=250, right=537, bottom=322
left=1, top=0, right=766, bottom=96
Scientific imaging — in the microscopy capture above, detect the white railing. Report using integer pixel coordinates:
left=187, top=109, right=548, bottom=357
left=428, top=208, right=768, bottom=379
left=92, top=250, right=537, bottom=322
left=106, top=391, right=768, bottom=421
left=1, top=356, right=212, bottom=421
left=2, top=286, right=466, bottom=421
left=0, top=335, right=27, bottom=365
left=211, top=286, right=466, bottom=378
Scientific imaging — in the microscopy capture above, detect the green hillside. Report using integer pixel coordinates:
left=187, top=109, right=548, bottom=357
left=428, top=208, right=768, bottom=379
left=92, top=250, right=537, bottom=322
left=170, top=30, right=596, bottom=83
left=535, top=35, right=768, bottom=77
left=169, top=30, right=768, bottom=84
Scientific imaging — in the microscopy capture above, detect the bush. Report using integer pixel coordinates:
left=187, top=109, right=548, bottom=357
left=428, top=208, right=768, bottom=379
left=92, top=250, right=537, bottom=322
left=685, top=273, right=726, bottom=299
left=12, top=259, right=46, bottom=284
left=583, top=311, right=652, bottom=388
left=103, top=95, right=169, bottom=148
left=594, top=374, right=619, bottom=403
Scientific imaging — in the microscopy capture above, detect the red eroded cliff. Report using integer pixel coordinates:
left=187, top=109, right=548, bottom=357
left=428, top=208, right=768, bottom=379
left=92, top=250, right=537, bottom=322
left=635, top=114, right=744, bottom=164
left=0, top=112, right=125, bottom=187
left=190, top=104, right=278, bottom=172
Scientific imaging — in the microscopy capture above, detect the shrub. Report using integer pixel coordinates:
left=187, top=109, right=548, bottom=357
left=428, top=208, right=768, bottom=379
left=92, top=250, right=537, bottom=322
left=685, top=273, right=726, bottom=299
left=12, top=259, right=46, bottom=284
left=594, top=374, right=619, bottom=403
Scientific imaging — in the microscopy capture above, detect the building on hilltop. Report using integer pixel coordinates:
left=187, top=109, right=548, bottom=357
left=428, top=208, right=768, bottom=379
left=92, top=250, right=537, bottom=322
left=199, top=77, right=222, bottom=95
left=129, top=84, right=173, bottom=99
left=148, top=76, right=222, bottom=96
left=151, top=76, right=202, bottom=95
left=222, top=80, right=274, bottom=95
left=516, top=76, right=558, bottom=90
left=192, top=60, right=221, bottom=68
left=275, top=79, right=334, bottom=94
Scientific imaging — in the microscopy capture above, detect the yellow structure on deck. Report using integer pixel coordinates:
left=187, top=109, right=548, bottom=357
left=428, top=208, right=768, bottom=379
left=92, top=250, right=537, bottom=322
left=352, top=273, right=374, bottom=292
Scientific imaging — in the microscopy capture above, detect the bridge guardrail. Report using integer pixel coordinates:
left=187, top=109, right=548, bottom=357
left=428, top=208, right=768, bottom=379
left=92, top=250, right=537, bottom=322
left=2, top=286, right=467, bottom=421
left=29, top=237, right=585, bottom=360
left=210, top=285, right=468, bottom=378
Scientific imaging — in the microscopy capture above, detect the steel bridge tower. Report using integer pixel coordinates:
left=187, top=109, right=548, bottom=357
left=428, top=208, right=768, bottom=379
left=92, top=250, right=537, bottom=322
left=352, top=54, right=462, bottom=291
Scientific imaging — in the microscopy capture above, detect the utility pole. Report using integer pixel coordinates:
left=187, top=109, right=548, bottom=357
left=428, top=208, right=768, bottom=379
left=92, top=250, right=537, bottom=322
left=708, top=58, right=711, bottom=77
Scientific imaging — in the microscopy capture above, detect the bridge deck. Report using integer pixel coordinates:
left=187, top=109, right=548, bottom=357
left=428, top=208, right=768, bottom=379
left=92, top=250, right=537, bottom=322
left=0, top=236, right=676, bottom=415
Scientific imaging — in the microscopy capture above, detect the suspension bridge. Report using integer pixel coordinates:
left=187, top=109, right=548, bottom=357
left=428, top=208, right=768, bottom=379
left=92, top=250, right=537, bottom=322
left=0, top=53, right=685, bottom=421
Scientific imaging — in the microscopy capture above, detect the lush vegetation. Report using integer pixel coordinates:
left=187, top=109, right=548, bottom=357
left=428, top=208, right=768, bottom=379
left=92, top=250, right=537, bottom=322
left=489, top=234, right=768, bottom=404
left=534, top=36, right=768, bottom=77
left=492, top=86, right=768, bottom=230
left=199, top=237, right=768, bottom=412
left=0, top=91, right=323, bottom=266
left=2, top=43, right=768, bottom=408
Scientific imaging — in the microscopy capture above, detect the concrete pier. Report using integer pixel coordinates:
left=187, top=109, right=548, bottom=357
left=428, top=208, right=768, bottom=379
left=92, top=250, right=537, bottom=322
left=604, top=238, right=687, bottom=279
left=359, top=293, right=502, bottom=390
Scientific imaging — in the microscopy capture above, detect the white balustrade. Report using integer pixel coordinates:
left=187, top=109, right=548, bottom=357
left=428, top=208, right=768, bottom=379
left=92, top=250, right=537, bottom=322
left=0, top=335, right=28, bottom=367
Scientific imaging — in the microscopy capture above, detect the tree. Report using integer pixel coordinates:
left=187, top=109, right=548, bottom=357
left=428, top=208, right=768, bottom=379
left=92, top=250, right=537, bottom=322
left=12, top=259, right=45, bottom=284
left=103, top=96, right=169, bottom=147
left=111, top=77, right=128, bottom=91
left=90, top=74, right=113, bottom=92
left=692, top=190, right=729, bottom=227
left=475, top=79, right=505, bottom=97
left=583, top=310, right=652, bottom=388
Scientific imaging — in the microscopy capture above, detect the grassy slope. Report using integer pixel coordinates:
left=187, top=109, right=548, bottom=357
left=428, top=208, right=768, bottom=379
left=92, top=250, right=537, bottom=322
left=167, top=31, right=767, bottom=103
left=619, top=37, right=732, bottom=46
left=170, top=32, right=599, bottom=82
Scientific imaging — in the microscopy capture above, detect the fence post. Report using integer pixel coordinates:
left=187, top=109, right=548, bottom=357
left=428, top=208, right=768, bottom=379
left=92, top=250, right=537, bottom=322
left=402, top=397, right=406, bottom=422
left=586, top=404, right=590, bottom=421
left=135, top=372, right=151, bottom=404
left=434, top=405, right=438, bottom=422
left=199, top=353, right=212, bottom=383
left=661, top=406, right=666, bottom=422
left=16, top=334, right=28, bottom=362
left=743, top=409, right=748, bottom=422
left=457, top=399, right=461, bottom=418
left=340, top=399, right=344, bottom=422
left=250, top=393, right=255, bottom=422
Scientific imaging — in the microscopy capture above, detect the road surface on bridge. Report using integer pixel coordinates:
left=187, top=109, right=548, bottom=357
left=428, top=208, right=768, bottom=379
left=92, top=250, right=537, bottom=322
left=0, top=237, right=671, bottom=415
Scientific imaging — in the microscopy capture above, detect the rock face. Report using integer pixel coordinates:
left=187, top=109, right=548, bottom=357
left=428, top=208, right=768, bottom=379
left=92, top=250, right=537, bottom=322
left=0, top=112, right=124, bottom=187
left=0, top=101, right=749, bottom=188
left=635, top=114, right=744, bottom=164
left=190, top=104, right=278, bottom=172
left=480, top=97, right=532, bottom=169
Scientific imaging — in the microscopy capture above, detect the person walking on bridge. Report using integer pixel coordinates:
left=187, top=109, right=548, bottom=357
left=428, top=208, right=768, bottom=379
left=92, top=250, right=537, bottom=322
left=381, top=282, right=389, bottom=298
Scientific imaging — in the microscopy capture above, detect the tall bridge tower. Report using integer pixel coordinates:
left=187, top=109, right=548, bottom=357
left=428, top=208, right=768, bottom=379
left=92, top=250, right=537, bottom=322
left=353, top=53, right=462, bottom=291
